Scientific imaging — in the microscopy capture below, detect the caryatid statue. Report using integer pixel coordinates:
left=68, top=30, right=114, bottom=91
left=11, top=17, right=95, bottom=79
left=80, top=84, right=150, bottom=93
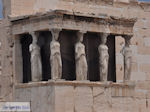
left=29, top=32, right=42, bottom=82
left=75, top=31, right=88, bottom=80
left=98, top=33, right=109, bottom=82
left=122, top=35, right=132, bottom=81
left=50, top=29, right=62, bottom=80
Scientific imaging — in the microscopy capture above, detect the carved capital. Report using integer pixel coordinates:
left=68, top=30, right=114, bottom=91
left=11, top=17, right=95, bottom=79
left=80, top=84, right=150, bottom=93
left=122, top=35, right=132, bottom=47
left=100, top=33, right=109, bottom=44
left=50, top=28, right=62, bottom=41
left=77, top=31, right=86, bottom=42
left=29, top=31, right=40, bottom=37
left=29, top=32, right=39, bottom=43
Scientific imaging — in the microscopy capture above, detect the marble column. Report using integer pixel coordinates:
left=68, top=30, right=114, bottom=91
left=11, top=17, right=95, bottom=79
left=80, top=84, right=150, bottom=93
left=122, top=35, right=132, bottom=81
left=29, top=32, right=42, bottom=82
left=98, top=33, right=109, bottom=82
left=75, top=31, right=88, bottom=80
left=50, top=29, right=62, bottom=80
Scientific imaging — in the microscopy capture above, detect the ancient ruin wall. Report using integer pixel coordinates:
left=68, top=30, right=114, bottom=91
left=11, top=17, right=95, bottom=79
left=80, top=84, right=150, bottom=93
left=0, top=19, right=13, bottom=102
left=0, top=0, right=150, bottom=111
left=10, top=0, right=150, bottom=93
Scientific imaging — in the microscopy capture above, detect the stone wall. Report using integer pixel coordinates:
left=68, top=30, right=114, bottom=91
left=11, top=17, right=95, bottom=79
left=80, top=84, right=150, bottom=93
left=2, top=0, right=11, bottom=18
left=15, top=81, right=135, bottom=112
left=115, top=3, right=150, bottom=111
left=10, top=0, right=150, bottom=93
left=9, top=0, right=148, bottom=19
left=0, top=19, right=13, bottom=102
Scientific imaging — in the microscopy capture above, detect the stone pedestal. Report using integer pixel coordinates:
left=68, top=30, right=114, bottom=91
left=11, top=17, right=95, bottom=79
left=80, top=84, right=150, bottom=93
left=14, top=81, right=135, bottom=112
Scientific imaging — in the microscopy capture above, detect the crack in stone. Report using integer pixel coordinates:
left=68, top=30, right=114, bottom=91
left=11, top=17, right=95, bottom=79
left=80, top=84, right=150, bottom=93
left=93, top=92, right=104, bottom=98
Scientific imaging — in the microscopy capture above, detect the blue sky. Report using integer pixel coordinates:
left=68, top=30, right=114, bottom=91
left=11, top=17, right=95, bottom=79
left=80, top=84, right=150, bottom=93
left=0, top=0, right=149, bottom=18
left=139, top=0, right=150, bottom=1
left=0, top=0, right=2, bottom=18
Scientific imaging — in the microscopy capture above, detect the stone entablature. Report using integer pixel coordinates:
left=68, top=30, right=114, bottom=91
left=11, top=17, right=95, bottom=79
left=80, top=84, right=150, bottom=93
left=10, top=10, right=136, bottom=36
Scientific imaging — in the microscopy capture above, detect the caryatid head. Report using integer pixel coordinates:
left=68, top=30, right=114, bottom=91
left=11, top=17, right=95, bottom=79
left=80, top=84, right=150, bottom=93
left=122, top=35, right=132, bottom=47
left=29, top=32, right=39, bottom=44
left=50, top=28, right=61, bottom=41
left=77, top=31, right=86, bottom=43
left=100, top=33, right=109, bottom=45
